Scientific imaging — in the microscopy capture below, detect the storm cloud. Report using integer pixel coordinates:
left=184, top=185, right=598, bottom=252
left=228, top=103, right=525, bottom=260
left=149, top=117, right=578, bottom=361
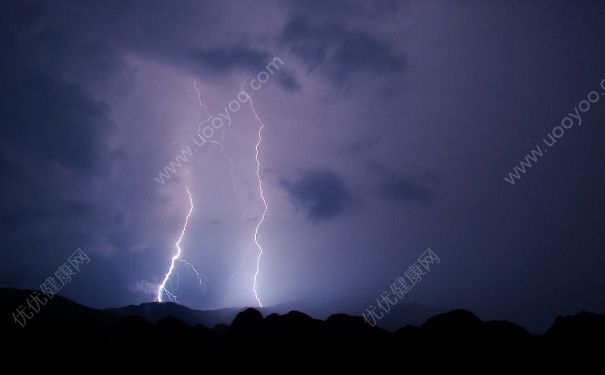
left=1, top=0, right=605, bottom=333
left=280, top=169, right=356, bottom=221
left=279, top=14, right=406, bottom=83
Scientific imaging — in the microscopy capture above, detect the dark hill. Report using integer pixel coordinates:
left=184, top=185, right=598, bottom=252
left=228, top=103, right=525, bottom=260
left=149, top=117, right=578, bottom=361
left=2, top=287, right=604, bottom=363
left=106, top=301, right=241, bottom=327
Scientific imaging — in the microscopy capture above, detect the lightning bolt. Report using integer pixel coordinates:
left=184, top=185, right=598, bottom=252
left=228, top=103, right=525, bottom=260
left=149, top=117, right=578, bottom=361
left=246, top=90, right=268, bottom=308
left=180, top=258, right=207, bottom=291
left=156, top=186, right=205, bottom=302
left=158, top=82, right=269, bottom=308
left=196, top=81, right=261, bottom=303
left=194, top=81, right=242, bottom=204
left=157, top=82, right=244, bottom=304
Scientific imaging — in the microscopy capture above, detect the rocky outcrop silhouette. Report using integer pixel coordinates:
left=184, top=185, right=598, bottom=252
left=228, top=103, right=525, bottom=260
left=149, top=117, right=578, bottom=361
left=546, top=311, right=605, bottom=340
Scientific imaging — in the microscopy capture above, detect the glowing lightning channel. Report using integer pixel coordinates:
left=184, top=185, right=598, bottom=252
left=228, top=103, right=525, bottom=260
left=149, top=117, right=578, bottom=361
left=156, top=186, right=195, bottom=303
left=176, top=82, right=268, bottom=307
left=194, top=81, right=242, bottom=204
left=180, top=258, right=206, bottom=291
left=246, top=90, right=268, bottom=308
left=196, top=81, right=257, bottom=299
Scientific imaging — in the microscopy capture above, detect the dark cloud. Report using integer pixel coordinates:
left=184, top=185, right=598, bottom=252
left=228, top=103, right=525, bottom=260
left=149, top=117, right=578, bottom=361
left=188, top=45, right=301, bottom=91
left=378, top=173, right=433, bottom=204
left=279, top=15, right=405, bottom=83
left=0, top=74, right=110, bottom=171
left=0, top=0, right=116, bottom=172
left=330, top=33, right=405, bottom=81
left=189, top=45, right=272, bottom=75
left=0, top=0, right=118, bottom=276
left=276, top=72, right=302, bottom=91
left=0, top=0, right=132, bottom=303
left=287, top=0, right=402, bottom=19
left=280, top=169, right=355, bottom=221
left=343, top=137, right=380, bottom=156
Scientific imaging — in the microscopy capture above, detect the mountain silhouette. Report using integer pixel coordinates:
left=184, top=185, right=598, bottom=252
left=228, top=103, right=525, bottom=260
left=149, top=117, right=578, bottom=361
left=2, top=287, right=604, bottom=364
left=106, top=301, right=241, bottom=327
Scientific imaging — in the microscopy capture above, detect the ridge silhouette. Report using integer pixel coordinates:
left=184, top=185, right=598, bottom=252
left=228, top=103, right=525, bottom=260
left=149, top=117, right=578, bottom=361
left=2, top=287, right=604, bottom=364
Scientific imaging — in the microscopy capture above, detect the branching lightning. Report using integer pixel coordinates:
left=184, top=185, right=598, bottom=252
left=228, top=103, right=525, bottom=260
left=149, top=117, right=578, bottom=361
left=157, top=82, right=240, bottom=304
left=180, top=258, right=207, bottom=291
left=156, top=186, right=205, bottom=302
left=157, top=83, right=270, bottom=308
left=194, top=81, right=242, bottom=204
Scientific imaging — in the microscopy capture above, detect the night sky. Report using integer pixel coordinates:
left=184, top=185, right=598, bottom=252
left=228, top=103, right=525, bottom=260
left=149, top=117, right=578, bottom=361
left=2, top=0, right=605, bottom=332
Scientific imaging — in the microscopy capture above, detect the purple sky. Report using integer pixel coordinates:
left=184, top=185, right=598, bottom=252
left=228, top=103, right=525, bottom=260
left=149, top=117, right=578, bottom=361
left=1, top=0, right=605, bottom=332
